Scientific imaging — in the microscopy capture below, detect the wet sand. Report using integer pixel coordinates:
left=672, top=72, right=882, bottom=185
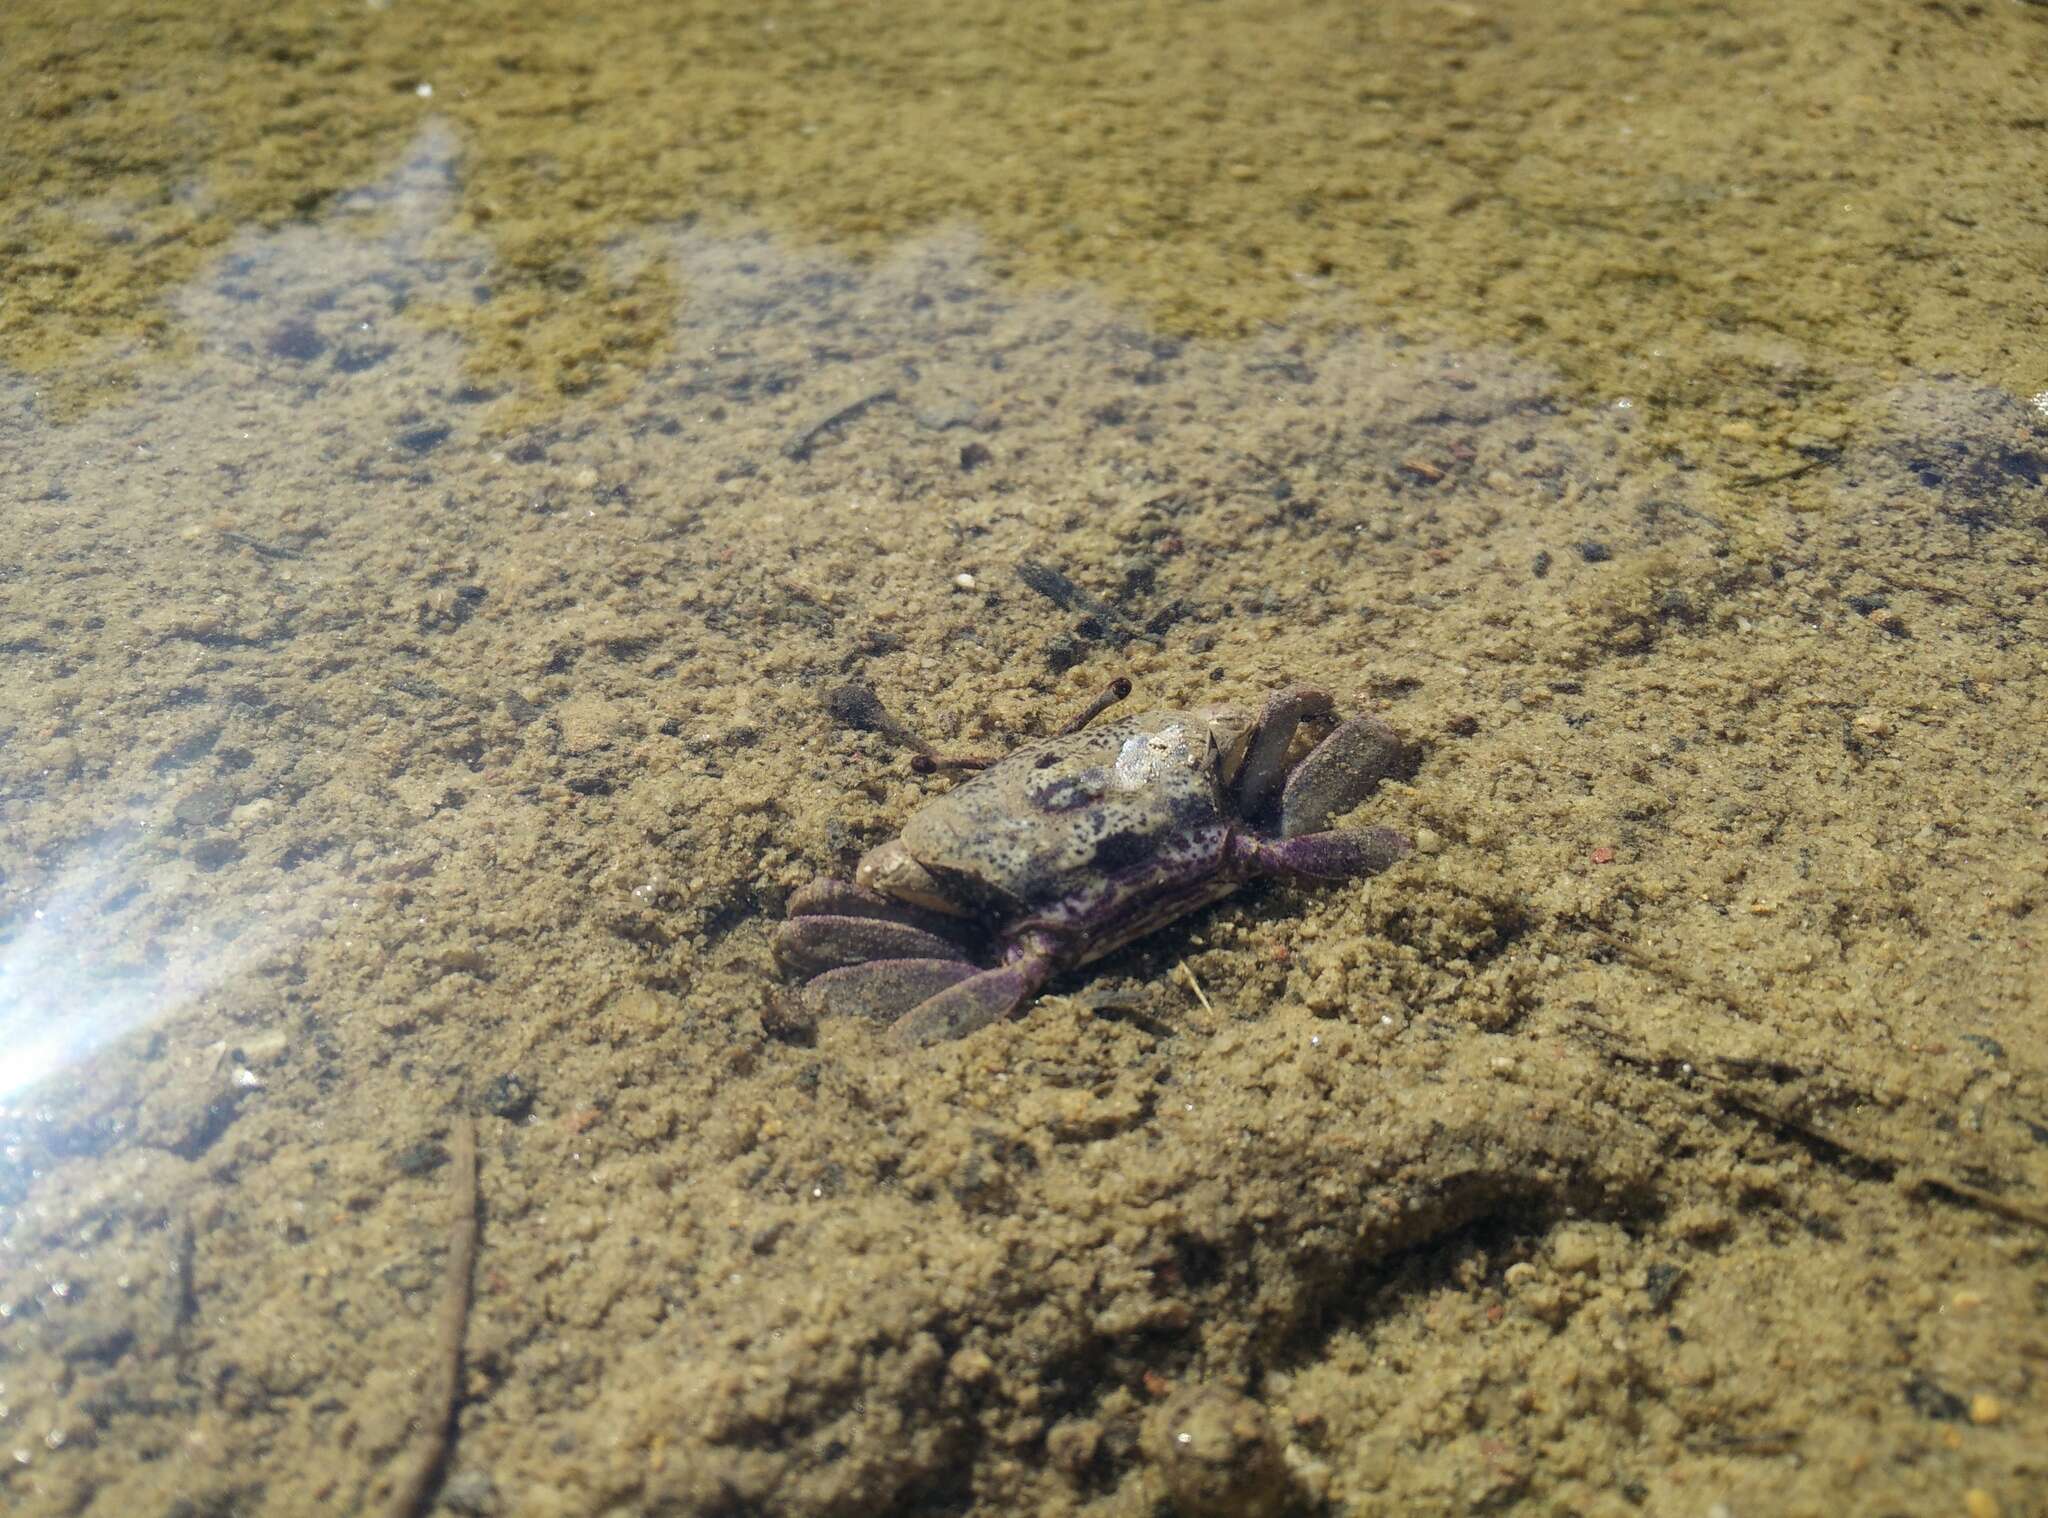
left=2, top=2, right=2045, bottom=1515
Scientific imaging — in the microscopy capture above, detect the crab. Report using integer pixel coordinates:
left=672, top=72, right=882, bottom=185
left=775, top=685, right=1413, bottom=1047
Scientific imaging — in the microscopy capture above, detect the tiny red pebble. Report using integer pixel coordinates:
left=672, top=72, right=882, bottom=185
left=1590, top=846, right=1616, bottom=864
left=1486, top=1302, right=1505, bottom=1324
left=1141, top=1370, right=1173, bottom=1398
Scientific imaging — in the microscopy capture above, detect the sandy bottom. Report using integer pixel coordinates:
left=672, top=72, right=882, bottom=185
left=1, top=131, right=2045, bottom=1517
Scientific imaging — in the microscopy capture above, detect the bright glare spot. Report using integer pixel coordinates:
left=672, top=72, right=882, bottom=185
left=0, top=855, right=275, bottom=1105
left=0, top=1026, right=85, bottom=1108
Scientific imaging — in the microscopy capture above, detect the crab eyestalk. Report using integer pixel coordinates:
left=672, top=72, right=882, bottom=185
left=1055, top=675, right=1134, bottom=736
left=911, top=676, right=1134, bottom=773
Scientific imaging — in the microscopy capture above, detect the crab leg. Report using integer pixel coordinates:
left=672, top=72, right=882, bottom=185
left=803, top=957, right=982, bottom=1022
left=1237, top=826, right=1412, bottom=882
left=785, top=879, right=968, bottom=937
left=774, top=915, right=972, bottom=978
left=889, top=944, right=1057, bottom=1048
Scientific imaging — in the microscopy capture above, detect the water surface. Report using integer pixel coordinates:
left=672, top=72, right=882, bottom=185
left=2, top=3, right=2044, bottom=1514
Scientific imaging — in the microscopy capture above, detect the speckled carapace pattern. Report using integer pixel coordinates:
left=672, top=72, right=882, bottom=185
left=905, top=712, right=1237, bottom=919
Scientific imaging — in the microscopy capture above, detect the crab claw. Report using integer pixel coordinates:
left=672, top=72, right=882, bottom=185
left=1278, top=713, right=1407, bottom=837
left=1236, top=686, right=1337, bottom=821
left=855, top=840, right=964, bottom=917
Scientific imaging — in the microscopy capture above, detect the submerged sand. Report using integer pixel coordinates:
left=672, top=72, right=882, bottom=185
left=1, top=2, right=2045, bottom=1516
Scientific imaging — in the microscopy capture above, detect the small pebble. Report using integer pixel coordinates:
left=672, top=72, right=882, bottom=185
left=394, top=1139, right=449, bottom=1177
left=822, top=681, right=891, bottom=733
left=441, top=1469, right=502, bottom=1516
left=953, top=572, right=977, bottom=590
left=1969, top=1394, right=2003, bottom=1426
left=949, top=1347, right=994, bottom=1385
left=759, top=989, right=817, bottom=1045
left=234, top=1031, right=290, bottom=1067
left=483, top=1073, right=536, bottom=1121
left=1141, top=1385, right=1290, bottom=1518
left=1414, top=827, right=1442, bottom=854
left=1550, top=1226, right=1602, bottom=1276
left=1964, top=1490, right=1999, bottom=1518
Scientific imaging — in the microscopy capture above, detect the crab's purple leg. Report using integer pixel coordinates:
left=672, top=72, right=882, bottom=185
left=889, top=947, right=1056, bottom=1048
left=1236, top=826, right=1412, bottom=882
left=1277, top=714, right=1407, bottom=837
left=786, top=879, right=968, bottom=937
left=1236, top=686, right=1337, bottom=821
left=775, top=915, right=972, bottom=978
left=804, top=957, right=982, bottom=1022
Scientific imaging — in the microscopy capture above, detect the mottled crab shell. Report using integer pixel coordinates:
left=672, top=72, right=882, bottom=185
left=863, top=708, right=1251, bottom=961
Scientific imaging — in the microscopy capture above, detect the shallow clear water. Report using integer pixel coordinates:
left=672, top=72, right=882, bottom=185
left=2, top=3, right=2045, bottom=1514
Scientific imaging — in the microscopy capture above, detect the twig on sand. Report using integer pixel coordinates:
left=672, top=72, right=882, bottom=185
left=1568, top=945, right=2048, bottom=1239
left=785, top=388, right=899, bottom=461
left=1015, top=558, right=1161, bottom=647
left=380, top=1115, right=480, bottom=1518
left=1177, top=959, right=1215, bottom=1017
